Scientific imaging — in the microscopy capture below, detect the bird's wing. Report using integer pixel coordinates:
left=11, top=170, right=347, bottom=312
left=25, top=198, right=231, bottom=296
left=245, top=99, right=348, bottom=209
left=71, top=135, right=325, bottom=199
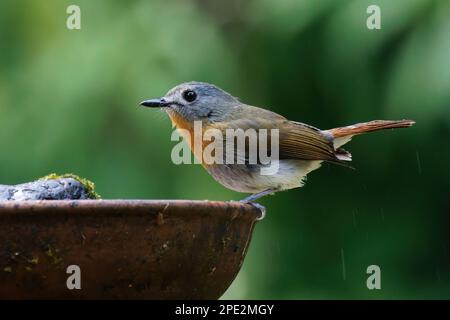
left=278, top=121, right=339, bottom=162
left=206, top=105, right=342, bottom=164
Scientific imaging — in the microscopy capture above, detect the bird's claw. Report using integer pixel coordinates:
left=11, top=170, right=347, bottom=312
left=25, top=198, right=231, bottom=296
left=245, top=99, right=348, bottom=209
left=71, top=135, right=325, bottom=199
left=239, top=200, right=266, bottom=221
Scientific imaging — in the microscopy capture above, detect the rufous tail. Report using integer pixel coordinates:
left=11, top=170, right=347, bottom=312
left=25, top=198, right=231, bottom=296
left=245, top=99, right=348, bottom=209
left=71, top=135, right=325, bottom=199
left=328, top=119, right=415, bottom=138
left=324, top=119, right=415, bottom=158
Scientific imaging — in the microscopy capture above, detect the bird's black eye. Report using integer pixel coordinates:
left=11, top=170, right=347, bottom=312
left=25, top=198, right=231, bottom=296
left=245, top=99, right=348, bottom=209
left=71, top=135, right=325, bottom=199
left=182, top=90, right=197, bottom=103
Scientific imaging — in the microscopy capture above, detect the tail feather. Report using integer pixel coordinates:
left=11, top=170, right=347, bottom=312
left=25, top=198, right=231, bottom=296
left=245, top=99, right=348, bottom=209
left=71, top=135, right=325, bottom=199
left=325, top=119, right=415, bottom=149
left=328, top=119, right=415, bottom=138
left=335, top=148, right=352, bottom=161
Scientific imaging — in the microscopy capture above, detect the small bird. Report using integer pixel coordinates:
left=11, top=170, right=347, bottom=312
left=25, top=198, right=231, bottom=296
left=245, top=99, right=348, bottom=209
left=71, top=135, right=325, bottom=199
left=140, top=81, right=414, bottom=204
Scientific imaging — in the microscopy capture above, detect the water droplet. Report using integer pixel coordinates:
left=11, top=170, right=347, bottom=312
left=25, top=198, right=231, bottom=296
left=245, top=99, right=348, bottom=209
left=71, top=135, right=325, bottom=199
left=352, top=209, right=358, bottom=228
left=436, top=267, right=441, bottom=283
left=341, top=248, right=346, bottom=281
left=415, top=151, right=422, bottom=175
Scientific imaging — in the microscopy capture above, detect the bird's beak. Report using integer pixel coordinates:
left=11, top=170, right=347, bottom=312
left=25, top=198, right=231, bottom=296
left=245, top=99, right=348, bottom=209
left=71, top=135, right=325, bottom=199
left=139, top=98, right=169, bottom=108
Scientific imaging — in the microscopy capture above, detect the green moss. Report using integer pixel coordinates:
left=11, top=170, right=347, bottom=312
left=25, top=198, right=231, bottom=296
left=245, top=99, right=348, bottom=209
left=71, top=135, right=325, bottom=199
left=3, top=266, right=12, bottom=273
left=44, top=245, right=63, bottom=265
left=40, top=173, right=101, bottom=199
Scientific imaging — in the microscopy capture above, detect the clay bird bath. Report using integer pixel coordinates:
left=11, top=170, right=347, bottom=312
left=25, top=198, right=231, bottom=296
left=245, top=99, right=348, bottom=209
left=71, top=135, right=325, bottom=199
left=0, top=200, right=261, bottom=299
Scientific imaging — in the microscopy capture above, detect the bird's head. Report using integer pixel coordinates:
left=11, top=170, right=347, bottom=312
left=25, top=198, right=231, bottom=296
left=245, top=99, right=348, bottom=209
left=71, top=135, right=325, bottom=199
left=140, top=81, right=238, bottom=123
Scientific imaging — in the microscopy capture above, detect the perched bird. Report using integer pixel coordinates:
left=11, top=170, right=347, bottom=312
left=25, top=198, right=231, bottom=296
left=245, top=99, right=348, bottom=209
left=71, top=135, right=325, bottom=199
left=140, top=82, right=414, bottom=204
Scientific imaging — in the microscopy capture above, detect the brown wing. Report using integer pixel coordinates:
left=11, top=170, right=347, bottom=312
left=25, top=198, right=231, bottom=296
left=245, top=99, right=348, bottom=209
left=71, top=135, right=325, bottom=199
left=206, top=105, right=343, bottom=164
left=279, top=121, right=339, bottom=162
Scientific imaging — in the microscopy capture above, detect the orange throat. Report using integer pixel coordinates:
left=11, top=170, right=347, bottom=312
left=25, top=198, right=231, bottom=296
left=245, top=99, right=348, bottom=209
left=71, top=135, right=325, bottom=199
left=167, top=111, right=211, bottom=167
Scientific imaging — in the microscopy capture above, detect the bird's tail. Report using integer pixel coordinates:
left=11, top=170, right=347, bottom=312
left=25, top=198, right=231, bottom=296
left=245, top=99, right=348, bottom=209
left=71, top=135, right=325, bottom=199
left=324, top=119, right=415, bottom=155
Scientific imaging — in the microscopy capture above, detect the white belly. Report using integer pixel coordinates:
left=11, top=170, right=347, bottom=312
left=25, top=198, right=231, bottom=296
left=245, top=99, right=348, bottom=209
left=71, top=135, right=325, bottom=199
left=206, top=159, right=323, bottom=193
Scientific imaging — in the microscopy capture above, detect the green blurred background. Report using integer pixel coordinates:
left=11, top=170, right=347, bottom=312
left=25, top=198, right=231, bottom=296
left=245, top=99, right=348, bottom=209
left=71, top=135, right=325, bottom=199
left=1, top=0, right=449, bottom=299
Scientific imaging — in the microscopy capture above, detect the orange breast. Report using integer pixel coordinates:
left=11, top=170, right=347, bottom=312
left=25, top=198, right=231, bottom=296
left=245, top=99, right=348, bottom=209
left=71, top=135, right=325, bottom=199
left=168, top=112, right=214, bottom=167
left=168, top=112, right=194, bottom=147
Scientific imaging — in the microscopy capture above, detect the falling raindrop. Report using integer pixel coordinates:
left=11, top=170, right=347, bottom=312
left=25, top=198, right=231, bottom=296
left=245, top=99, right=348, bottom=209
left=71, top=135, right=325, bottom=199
left=352, top=209, right=358, bottom=229
left=415, top=151, right=422, bottom=175
left=341, top=248, right=346, bottom=281
left=436, top=267, right=442, bottom=283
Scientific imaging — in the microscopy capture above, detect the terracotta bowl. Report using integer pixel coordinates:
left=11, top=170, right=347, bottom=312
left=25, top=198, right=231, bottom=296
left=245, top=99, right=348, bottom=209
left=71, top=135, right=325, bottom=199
left=0, top=200, right=261, bottom=299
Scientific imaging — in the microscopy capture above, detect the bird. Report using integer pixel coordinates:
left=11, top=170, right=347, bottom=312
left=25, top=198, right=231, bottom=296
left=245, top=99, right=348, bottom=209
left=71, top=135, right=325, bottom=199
left=140, top=81, right=414, bottom=205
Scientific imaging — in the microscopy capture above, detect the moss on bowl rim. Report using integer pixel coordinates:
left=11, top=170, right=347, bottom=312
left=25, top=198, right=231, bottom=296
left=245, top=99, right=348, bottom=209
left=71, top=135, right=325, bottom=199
left=39, top=173, right=101, bottom=199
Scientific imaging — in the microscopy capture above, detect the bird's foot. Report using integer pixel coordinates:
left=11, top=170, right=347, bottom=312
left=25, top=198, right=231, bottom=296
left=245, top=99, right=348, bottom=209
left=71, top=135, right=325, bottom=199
left=239, top=200, right=266, bottom=221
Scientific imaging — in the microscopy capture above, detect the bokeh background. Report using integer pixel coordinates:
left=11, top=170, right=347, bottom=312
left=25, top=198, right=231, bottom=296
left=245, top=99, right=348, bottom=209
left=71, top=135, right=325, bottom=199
left=1, top=0, right=449, bottom=299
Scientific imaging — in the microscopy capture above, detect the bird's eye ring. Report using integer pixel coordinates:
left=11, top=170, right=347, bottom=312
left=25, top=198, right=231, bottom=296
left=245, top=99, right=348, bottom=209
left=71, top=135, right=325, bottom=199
left=182, top=90, right=197, bottom=103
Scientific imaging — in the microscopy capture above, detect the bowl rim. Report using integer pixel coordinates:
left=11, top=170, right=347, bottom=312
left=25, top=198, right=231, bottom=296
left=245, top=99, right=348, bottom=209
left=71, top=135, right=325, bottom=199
left=0, top=199, right=262, bottom=220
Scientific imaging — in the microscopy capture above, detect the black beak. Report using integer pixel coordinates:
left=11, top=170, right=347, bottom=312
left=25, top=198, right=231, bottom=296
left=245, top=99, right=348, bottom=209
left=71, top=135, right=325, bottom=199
left=139, top=98, right=168, bottom=108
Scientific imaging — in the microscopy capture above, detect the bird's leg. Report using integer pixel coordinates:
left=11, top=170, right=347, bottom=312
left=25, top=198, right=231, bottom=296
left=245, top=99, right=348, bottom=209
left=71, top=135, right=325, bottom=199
left=239, top=188, right=278, bottom=221
left=240, top=188, right=277, bottom=203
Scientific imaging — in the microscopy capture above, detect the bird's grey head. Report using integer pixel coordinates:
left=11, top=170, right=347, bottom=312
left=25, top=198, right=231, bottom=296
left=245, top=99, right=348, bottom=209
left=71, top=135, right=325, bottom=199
left=140, top=81, right=239, bottom=122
